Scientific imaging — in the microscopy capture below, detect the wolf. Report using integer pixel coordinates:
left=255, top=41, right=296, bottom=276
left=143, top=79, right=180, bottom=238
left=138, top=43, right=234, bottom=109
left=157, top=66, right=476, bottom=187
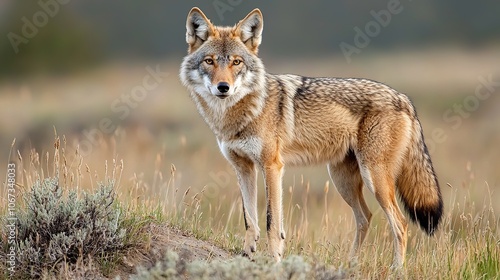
left=179, top=7, right=443, bottom=268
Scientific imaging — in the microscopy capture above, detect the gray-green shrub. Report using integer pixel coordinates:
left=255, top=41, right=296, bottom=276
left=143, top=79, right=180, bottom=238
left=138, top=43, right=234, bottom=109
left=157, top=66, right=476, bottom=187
left=131, top=251, right=347, bottom=280
left=1, top=177, right=125, bottom=279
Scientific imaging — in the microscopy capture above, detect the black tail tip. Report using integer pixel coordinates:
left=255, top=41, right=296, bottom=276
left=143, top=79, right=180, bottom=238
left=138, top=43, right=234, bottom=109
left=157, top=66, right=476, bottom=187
left=405, top=201, right=444, bottom=235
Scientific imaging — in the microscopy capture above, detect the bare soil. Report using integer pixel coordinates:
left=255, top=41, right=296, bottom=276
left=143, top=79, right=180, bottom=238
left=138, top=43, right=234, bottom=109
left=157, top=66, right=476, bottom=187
left=113, top=223, right=231, bottom=278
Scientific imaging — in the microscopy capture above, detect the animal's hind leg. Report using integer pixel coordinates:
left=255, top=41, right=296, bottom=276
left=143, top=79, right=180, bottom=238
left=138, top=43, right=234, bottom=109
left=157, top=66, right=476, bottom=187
left=327, top=151, right=372, bottom=261
left=361, top=163, right=408, bottom=269
left=356, top=112, right=411, bottom=268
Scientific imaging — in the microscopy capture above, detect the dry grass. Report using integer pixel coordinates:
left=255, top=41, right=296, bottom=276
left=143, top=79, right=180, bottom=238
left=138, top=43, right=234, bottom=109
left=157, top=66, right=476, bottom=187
left=1, top=48, right=500, bottom=279
left=2, top=129, right=499, bottom=279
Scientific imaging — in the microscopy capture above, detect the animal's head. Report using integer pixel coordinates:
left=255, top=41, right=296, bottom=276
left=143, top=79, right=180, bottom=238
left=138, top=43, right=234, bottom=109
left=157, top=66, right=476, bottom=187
left=180, top=7, right=265, bottom=100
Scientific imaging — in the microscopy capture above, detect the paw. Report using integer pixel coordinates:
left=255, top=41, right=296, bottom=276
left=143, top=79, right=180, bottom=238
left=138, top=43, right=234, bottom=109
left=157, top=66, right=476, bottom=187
left=269, top=236, right=285, bottom=262
left=273, top=251, right=283, bottom=262
left=243, top=231, right=259, bottom=257
left=241, top=250, right=253, bottom=259
left=243, top=241, right=257, bottom=256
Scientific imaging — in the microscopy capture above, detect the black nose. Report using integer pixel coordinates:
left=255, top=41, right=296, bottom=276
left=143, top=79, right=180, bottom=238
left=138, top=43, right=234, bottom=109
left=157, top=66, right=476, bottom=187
left=217, top=82, right=230, bottom=93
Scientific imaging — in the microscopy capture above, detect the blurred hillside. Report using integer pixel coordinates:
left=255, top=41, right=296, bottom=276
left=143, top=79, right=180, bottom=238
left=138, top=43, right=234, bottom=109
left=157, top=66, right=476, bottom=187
left=1, top=1, right=499, bottom=77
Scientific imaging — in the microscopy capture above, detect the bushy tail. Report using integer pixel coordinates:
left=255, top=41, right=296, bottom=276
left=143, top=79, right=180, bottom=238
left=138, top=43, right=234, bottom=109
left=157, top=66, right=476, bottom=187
left=397, top=119, right=443, bottom=235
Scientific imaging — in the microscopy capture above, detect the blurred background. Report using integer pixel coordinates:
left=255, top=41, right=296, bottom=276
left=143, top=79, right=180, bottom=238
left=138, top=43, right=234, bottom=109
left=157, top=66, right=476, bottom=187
left=1, top=1, right=499, bottom=217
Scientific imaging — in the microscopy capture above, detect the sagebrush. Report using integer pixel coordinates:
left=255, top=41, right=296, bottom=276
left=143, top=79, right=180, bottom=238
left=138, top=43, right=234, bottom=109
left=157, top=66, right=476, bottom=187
left=1, top=177, right=125, bottom=279
left=131, top=251, right=348, bottom=280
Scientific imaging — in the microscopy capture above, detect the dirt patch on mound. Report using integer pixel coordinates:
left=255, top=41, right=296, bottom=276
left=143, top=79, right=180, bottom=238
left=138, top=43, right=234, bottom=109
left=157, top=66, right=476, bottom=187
left=114, top=223, right=231, bottom=278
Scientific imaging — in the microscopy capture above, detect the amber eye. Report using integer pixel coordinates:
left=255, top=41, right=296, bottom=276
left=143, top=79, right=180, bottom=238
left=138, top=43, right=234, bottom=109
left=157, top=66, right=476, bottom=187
left=232, top=59, right=242, bottom=66
left=204, top=58, right=214, bottom=65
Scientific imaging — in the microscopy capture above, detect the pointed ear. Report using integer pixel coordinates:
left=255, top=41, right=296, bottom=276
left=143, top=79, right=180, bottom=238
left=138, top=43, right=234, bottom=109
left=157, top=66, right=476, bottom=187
left=186, top=7, right=214, bottom=53
left=234, top=9, right=263, bottom=53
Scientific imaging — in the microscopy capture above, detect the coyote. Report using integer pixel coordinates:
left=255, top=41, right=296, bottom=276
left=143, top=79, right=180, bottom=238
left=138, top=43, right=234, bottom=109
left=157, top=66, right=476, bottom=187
left=180, top=7, right=443, bottom=268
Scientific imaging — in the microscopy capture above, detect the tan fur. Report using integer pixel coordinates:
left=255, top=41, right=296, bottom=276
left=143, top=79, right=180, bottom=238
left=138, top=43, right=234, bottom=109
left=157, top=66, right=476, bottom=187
left=180, top=7, right=443, bottom=268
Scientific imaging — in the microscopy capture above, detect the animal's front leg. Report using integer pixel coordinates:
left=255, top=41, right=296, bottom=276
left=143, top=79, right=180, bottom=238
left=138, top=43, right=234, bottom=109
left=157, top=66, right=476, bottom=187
left=231, top=155, right=260, bottom=258
left=263, top=161, right=285, bottom=261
